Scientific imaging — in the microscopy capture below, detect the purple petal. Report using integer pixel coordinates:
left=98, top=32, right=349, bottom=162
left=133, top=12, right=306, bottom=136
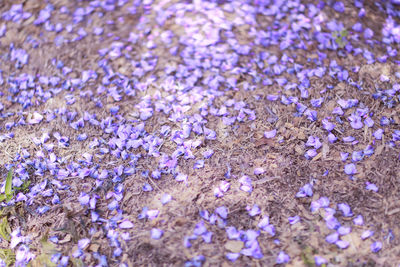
left=264, top=129, right=277, bottom=138
left=288, top=215, right=300, bottom=225
left=150, top=228, right=163, bottom=240
left=315, top=256, right=327, bottom=266
left=353, top=215, right=364, bottom=226
left=247, top=204, right=261, bottom=217
left=326, top=232, right=339, bottom=244
left=344, top=163, right=357, bottom=175
left=337, top=226, right=351, bottom=236
left=365, top=182, right=378, bottom=192
left=215, top=206, right=228, bottom=219
left=226, top=253, right=240, bottom=262
left=338, top=203, right=353, bottom=217
left=161, top=193, right=172, bottom=205
left=77, top=238, right=90, bottom=250
left=276, top=251, right=290, bottom=264
left=361, top=230, right=374, bottom=240
left=119, top=220, right=134, bottom=229
left=335, top=240, right=349, bottom=249
left=254, top=167, right=265, bottom=175
left=371, top=241, right=382, bottom=253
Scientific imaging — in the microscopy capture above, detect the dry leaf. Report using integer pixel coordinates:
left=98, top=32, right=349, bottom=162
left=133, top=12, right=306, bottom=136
left=224, top=240, right=244, bottom=253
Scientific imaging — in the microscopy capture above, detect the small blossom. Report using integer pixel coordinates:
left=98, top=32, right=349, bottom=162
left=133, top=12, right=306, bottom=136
left=246, top=204, right=261, bottom=217
left=276, top=251, right=290, bottom=264
left=326, top=232, right=339, bottom=244
left=344, top=163, right=357, bottom=175
left=315, top=256, right=327, bottom=266
left=150, top=228, right=163, bottom=240
left=371, top=241, right=382, bottom=253
left=336, top=240, right=349, bottom=249
left=264, top=129, right=277, bottom=138
left=338, top=203, right=353, bottom=217
left=365, top=182, right=378, bottom=192
left=353, top=215, right=364, bottom=225
left=288, top=215, right=300, bottom=225
left=361, top=230, right=374, bottom=240
left=119, top=220, right=134, bottom=229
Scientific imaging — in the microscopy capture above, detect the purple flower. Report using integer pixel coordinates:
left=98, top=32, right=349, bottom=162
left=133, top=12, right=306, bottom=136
left=239, top=175, right=252, bottom=193
left=364, top=28, right=374, bottom=39
left=353, top=215, right=364, bottom=225
left=119, top=220, right=134, bottom=229
left=142, top=183, right=153, bottom=192
left=315, top=256, right=327, bottom=266
left=258, top=216, right=270, bottom=229
left=215, top=206, right=228, bottom=219
left=161, top=193, right=172, bottom=205
left=27, top=112, right=43, bottom=124
left=306, top=136, right=322, bottom=149
left=361, top=230, right=374, bottom=240
left=340, top=152, right=349, bottom=161
left=254, top=168, right=265, bottom=175
left=328, top=133, right=337, bottom=143
left=326, top=232, right=339, bottom=243
left=78, top=193, right=90, bottom=206
left=15, top=245, right=35, bottom=265
left=77, top=238, right=90, bottom=250
left=264, top=224, right=276, bottom=236
left=344, top=163, right=357, bottom=175
left=349, top=114, right=363, bottom=129
left=333, top=1, right=345, bottom=12
left=311, top=97, right=324, bottom=108
left=352, top=150, right=364, bottom=162
left=335, top=240, right=349, bottom=249
left=226, top=226, right=240, bottom=240
left=338, top=203, right=353, bottom=217
left=183, top=235, right=197, bottom=248
left=146, top=209, right=159, bottom=220
left=200, top=210, right=209, bottom=221
left=305, top=149, right=317, bottom=159
left=310, top=201, right=321, bottom=212
left=322, top=118, right=335, bottom=131
left=10, top=229, right=25, bottom=249
left=194, top=221, right=207, bottom=236
left=226, top=253, right=240, bottom=262
left=267, top=95, right=279, bottom=101
left=175, top=173, right=188, bottom=183
left=247, top=204, right=261, bottom=217
left=150, top=228, right=163, bottom=240
left=296, top=183, right=313, bottom=198
left=337, top=226, right=351, bottom=236
left=202, top=231, right=213, bottom=243
left=276, top=251, right=290, bottom=264
left=371, top=241, right=382, bottom=253
left=365, top=182, right=378, bottom=192
left=193, top=160, right=204, bottom=169
left=264, top=129, right=277, bottom=138
left=364, top=117, right=374, bottom=127
left=203, top=149, right=214, bottom=159
left=332, top=106, right=344, bottom=115
left=288, top=215, right=300, bottom=225
left=319, top=197, right=330, bottom=208
left=352, top=22, right=363, bottom=32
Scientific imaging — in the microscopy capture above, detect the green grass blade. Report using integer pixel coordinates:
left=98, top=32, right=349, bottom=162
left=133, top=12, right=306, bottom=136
left=5, top=169, right=12, bottom=197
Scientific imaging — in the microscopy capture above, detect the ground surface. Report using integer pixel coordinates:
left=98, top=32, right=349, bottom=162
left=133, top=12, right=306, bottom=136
left=0, top=0, right=399, bottom=266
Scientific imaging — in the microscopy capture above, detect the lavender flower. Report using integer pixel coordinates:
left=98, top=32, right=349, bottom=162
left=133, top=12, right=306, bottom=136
left=276, top=251, right=290, bottom=264
left=371, top=241, right=382, bottom=253
left=264, top=129, right=277, bottom=138
left=150, top=228, right=164, bottom=240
